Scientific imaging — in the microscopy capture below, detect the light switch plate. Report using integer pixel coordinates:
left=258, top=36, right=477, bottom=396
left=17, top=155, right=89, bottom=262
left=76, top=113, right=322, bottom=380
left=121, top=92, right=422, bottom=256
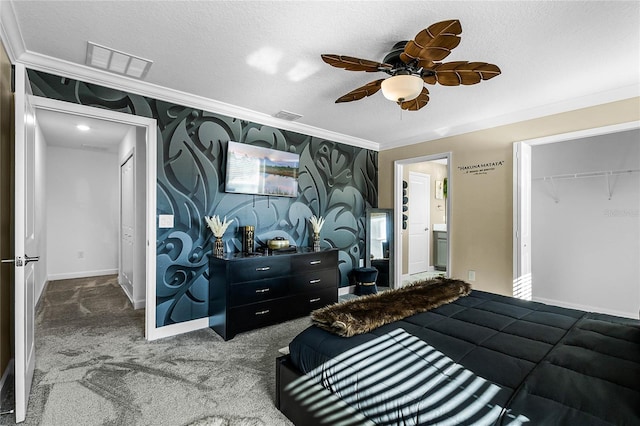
left=158, top=214, right=174, bottom=228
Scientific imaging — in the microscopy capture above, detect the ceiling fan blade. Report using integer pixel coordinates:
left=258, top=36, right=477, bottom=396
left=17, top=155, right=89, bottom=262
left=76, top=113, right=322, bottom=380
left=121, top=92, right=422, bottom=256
left=335, top=79, right=384, bottom=103
left=400, top=20, right=462, bottom=63
left=400, top=87, right=430, bottom=111
left=434, top=61, right=502, bottom=86
left=321, top=54, right=392, bottom=72
left=422, top=73, right=437, bottom=85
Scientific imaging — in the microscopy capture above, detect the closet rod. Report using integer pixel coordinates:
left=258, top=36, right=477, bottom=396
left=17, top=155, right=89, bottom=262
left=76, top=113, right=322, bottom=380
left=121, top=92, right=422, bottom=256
left=533, top=168, right=640, bottom=181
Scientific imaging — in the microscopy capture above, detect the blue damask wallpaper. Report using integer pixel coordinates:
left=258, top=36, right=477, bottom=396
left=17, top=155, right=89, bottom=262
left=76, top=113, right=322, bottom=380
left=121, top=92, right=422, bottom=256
left=28, top=70, right=378, bottom=326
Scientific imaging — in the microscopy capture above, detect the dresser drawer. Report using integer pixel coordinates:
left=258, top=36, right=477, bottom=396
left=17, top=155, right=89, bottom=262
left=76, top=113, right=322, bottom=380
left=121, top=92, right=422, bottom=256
left=289, top=268, right=337, bottom=293
left=294, top=287, right=338, bottom=315
left=228, top=256, right=290, bottom=283
left=228, top=299, right=286, bottom=333
left=229, top=278, right=288, bottom=306
left=290, top=250, right=337, bottom=271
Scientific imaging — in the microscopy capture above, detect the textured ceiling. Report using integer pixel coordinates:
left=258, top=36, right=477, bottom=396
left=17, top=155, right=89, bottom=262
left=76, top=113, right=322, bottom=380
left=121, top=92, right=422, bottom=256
left=6, top=0, right=640, bottom=150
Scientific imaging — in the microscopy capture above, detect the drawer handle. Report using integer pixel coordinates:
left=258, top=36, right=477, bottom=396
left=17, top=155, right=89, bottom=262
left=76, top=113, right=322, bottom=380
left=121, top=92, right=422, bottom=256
left=309, top=260, right=321, bottom=265
left=309, top=279, right=321, bottom=284
left=255, top=309, right=270, bottom=316
left=309, top=297, right=321, bottom=303
left=255, top=288, right=270, bottom=294
left=255, top=266, right=271, bottom=272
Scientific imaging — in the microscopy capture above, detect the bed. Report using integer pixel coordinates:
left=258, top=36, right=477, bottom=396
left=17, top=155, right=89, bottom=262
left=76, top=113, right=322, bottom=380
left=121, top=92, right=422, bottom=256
left=276, top=283, right=640, bottom=425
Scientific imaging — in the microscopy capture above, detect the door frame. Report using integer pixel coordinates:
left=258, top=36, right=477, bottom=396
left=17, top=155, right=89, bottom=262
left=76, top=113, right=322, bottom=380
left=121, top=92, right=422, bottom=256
left=26, top=96, right=172, bottom=340
left=512, top=120, right=640, bottom=299
left=394, top=152, right=452, bottom=289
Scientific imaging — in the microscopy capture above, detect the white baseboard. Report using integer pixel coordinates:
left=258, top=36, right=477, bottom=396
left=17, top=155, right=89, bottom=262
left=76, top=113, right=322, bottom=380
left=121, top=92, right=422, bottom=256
left=118, top=280, right=145, bottom=310
left=533, top=297, right=639, bottom=320
left=339, top=285, right=355, bottom=296
left=47, top=269, right=118, bottom=281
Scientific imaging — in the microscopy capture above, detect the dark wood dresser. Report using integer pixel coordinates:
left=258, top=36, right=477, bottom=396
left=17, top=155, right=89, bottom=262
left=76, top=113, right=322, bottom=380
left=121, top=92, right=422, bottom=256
left=209, top=248, right=338, bottom=340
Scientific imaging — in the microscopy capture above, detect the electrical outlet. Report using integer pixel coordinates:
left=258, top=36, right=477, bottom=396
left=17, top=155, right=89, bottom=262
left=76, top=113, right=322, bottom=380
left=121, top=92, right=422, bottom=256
left=158, top=214, right=174, bottom=228
left=78, top=251, right=84, bottom=259
left=468, top=270, right=476, bottom=281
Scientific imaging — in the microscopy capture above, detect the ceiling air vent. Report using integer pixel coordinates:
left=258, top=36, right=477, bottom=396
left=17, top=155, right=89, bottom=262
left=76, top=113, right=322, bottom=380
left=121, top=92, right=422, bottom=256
left=86, top=42, right=153, bottom=79
left=80, top=144, right=109, bottom=152
left=273, top=110, right=303, bottom=121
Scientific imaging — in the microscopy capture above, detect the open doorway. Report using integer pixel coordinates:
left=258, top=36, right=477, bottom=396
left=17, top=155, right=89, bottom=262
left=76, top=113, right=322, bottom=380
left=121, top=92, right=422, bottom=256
left=514, top=121, right=640, bottom=318
left=394, top=153, right=451, bottom=288
left=28, top=96, right=160, bottom=339
left=36, top=109, right=138, bottom=291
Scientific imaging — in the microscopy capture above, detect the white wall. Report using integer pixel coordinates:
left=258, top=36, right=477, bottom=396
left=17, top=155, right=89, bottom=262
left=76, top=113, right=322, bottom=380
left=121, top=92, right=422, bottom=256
left=46, top=146, right=119, bottom=280
left=532, top=129, right=640, bottom=318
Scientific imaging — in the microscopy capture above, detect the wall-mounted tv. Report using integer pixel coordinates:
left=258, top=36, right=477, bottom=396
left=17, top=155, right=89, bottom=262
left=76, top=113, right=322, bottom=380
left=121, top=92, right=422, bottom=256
left=224, top=141, right=300, bottom=197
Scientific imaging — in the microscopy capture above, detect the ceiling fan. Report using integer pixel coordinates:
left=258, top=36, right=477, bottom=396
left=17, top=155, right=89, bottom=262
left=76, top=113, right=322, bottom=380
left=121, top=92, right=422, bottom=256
left=321, top=19, right=501, bottom=111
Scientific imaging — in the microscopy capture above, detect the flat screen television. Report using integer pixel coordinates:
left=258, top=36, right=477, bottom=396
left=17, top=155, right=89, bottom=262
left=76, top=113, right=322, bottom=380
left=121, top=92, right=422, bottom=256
left=224, top=141, right=300, bottom=197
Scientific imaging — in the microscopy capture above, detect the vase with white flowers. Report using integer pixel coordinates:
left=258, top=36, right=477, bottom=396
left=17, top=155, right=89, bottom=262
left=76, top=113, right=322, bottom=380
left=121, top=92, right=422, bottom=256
left=205, top=215, right=232, bottom=257
left=309, top=214, right=325, bottom=251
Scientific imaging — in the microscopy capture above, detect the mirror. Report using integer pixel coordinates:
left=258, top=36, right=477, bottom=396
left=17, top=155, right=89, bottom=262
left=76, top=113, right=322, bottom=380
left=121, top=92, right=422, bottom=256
left=365, top=208, right=394, bottom=289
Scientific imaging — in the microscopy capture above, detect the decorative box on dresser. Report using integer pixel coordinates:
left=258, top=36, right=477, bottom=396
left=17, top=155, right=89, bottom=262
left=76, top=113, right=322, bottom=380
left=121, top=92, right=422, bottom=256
left=209, top=248, right=339, bottom=340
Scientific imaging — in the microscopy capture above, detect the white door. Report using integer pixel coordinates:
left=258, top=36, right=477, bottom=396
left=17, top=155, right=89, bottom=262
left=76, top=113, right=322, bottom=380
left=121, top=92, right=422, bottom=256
left=120, top=153, right=135, bottom=299
left=14, top=64, right=38, bottom=423
left=513, top=142, right=532, bottom=300
left=408, top=172, right=430, bottom=275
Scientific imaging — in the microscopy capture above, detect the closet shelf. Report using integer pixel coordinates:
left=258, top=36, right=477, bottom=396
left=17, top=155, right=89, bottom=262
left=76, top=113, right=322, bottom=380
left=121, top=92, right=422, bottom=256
left=533, top=168, right=639, bottom=202
left=534, top=168, right=639, bottom=181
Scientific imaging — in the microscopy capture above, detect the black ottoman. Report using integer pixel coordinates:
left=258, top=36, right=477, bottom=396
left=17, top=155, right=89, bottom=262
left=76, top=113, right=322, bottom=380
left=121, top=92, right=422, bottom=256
left=353, top=267, right=378, bottom=295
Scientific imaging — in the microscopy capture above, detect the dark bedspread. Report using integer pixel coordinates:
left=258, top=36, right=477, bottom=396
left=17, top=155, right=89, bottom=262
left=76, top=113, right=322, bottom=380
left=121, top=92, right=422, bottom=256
left=289, top=290, right=640, bottom=425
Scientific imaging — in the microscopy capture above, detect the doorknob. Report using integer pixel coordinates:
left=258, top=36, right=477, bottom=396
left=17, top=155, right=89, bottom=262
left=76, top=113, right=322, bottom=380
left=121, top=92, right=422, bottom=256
left=425, top=227, right=429, bottom=231
left=7, top=255, right=40, bottom=267
left=24, top=254, right=40, bottom=265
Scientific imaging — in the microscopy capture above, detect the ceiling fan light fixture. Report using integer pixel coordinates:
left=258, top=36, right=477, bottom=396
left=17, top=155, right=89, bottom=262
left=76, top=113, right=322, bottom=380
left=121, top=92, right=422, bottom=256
left=381, top=75, right=423, bottom=103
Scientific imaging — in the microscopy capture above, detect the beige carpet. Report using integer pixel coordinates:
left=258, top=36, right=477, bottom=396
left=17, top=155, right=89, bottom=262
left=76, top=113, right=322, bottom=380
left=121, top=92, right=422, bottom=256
left=1, top=275, right=311, bottom=426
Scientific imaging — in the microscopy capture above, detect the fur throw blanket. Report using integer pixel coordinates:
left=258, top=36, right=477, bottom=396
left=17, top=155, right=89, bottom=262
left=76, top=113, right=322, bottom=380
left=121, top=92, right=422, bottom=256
left=311, top=277, right=471, bottom=337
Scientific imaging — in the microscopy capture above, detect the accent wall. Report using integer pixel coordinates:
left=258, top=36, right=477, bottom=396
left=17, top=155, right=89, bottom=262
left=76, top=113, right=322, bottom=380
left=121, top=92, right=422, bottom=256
left=28, top=69, right=378, bottom=327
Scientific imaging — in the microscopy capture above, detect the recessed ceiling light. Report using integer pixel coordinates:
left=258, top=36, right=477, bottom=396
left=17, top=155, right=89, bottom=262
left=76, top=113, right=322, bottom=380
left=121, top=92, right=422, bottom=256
left=76, top=124, right=90, bottom=131
left=86, top=41, right=153, bottom=79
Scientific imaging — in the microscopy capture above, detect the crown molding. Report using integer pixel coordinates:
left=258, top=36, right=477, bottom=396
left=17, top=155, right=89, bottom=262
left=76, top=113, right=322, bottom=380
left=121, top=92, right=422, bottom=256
left=0, top=1, right=25, bottom=63
left=379, top=84, right=640, bottom=151
left=14, top=49, right=380, bottom=151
